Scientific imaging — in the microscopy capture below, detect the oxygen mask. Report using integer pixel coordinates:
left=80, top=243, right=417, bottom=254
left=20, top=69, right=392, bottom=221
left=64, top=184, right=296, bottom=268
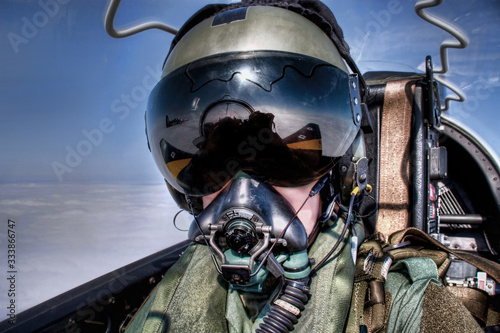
left=188, top=173, right=311, bottom=291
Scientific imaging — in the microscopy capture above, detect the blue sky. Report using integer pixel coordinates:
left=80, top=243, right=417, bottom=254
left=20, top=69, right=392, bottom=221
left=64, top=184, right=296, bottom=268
left=1, top=0, right=170, bottom=183
left=0, top=0, right=499, bottom=313
left=1, top=0, right=499, bottom=183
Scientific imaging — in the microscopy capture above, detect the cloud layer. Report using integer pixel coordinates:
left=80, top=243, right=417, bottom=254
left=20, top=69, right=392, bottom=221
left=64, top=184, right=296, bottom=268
left=0, top=182, right=187, bottom=313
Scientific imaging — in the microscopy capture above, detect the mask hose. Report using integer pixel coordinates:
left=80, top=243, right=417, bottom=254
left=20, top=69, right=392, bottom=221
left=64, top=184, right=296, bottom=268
left=256, top=278, right=310, bottom=333
left=256, top=177, right=328, bottom=333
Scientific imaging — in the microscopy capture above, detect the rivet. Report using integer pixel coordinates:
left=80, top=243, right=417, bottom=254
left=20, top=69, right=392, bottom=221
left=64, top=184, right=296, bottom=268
left=356, top=113, right=361, bottom=122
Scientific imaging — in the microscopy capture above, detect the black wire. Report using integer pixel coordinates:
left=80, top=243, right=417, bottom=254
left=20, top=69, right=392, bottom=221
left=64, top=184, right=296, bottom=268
left=186, top=196, right=223, bottom=275
left=270, top=275, right=285, bottom=304
left=173, top=209, right=190, bottom=231
left=309, top=192, right=356, bottom=276
left=356, top=193, right=378, bottom=218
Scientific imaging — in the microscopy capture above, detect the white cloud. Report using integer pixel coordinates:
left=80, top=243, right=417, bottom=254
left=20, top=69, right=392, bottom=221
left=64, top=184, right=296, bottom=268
left=0, top=199, right=56, bottom=207
left=0, top=182, right=187, bottom=313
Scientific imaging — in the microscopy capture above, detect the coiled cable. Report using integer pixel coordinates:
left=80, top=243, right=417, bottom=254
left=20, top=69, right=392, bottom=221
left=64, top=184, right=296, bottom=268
left=256, top=279, right=310, bottom=333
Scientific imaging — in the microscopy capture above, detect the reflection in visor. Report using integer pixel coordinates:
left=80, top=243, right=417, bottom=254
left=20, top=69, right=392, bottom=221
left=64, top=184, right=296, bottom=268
left=162, top=110, right=326, bottom=195
left=147, top=51, right=359, bottom=196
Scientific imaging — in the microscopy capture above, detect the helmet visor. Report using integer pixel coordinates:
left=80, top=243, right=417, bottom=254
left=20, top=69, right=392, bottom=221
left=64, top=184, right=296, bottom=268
left=147, top=51, right=360, bottom=196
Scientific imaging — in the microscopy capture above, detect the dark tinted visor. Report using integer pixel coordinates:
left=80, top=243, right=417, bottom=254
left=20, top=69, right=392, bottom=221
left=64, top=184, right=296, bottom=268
left=147, top=51, right=360, bottom=196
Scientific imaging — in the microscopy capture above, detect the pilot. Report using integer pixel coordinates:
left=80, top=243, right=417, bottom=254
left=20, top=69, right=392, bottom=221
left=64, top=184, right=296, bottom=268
left=126, top=1, right=483, bottom=332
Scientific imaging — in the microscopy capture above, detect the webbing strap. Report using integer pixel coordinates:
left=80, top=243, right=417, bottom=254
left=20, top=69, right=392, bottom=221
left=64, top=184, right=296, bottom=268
left=349, top=227, right=500, bottom=332
left=375, top=80, right=416, bottom=238
left=389, top=227, right=500, bottom=283
left=347, top=236, right=392, bottom=333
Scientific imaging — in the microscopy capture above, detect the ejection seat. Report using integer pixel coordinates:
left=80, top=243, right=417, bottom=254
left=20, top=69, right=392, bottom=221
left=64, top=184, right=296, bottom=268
left=354, top=65, right=500, bottom=328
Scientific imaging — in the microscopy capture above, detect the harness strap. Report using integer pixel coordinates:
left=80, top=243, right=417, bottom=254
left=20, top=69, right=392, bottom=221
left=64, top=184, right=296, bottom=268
left=348, top=227, right=500, bottom=332
left=389, top=228, right=500, bottom=329
left=388, top=227, right=500, bottom=283
left=347, top=235, right=393, bottom=332
left=375, top=79, right=416, bottom=238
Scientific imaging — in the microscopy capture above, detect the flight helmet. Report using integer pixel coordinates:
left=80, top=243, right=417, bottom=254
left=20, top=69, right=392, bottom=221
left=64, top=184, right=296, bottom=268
left=145, top=1, right=365, bottom=211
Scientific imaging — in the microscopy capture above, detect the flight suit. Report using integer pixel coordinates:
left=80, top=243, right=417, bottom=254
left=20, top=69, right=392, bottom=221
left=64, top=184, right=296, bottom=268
left=125, top=217, right=482, bottom=333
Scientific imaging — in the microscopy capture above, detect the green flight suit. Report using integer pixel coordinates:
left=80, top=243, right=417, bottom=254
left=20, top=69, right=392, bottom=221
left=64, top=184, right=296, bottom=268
left=125, top=217, right=482, bottom=333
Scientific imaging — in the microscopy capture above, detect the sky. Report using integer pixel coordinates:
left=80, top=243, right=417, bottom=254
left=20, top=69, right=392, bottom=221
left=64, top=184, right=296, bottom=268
left=0, top=0, right=499, bottom=316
